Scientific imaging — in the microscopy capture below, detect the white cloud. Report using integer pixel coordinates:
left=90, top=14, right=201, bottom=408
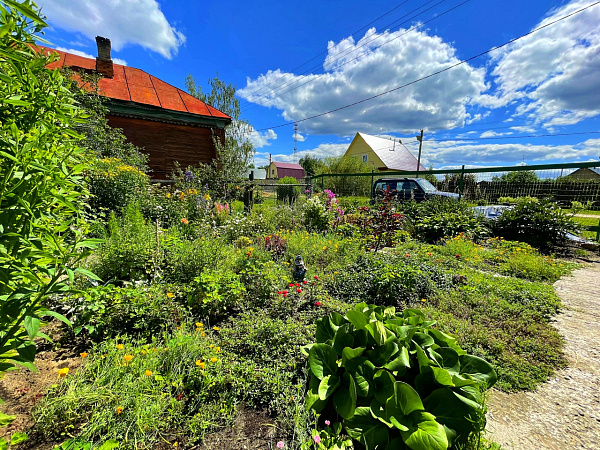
left=295, top=133, right=306, bottom=142
left=509, top=125, right=536, bottom=133
left=246, top=127, right=277, bottom=149
left=53, top=46, right=128, bottom=66
left=476, top=0, right=600, bottom=127
left=40, top=0, right=186, bottom=59
left=239, top=27, right=487, bottom=136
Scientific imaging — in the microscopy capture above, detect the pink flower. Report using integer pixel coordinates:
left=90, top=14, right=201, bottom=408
left=277, top=442, right=285, bottom=449
left=313, top=435, right=321, bottom=444
left=324, top=420, right=330, bottom=426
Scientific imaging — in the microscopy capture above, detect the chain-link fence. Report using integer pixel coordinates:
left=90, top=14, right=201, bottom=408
left=309, top=162, right=600, bottom=210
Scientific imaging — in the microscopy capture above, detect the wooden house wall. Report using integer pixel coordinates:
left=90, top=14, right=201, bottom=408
left=106, top=115, right=224, bottom=179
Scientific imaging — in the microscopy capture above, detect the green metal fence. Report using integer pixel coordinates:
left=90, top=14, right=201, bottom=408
left=309, top=161, right=600, bottom=209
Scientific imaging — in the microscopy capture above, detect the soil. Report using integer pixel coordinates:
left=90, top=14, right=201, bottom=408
left=0, top=323, right=82, bottom=449
left=485, top=254, right=600, bottom=449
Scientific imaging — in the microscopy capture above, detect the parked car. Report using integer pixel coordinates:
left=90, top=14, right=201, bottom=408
left=372, top=178, right=459, bottom=202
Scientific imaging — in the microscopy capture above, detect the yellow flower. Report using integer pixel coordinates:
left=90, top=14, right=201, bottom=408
left=176, top=326, right=181, bottom=330
left=124, top=354, right=134, bottom=362
left=196, top=360, right=205, bottom=369
left=421, top=298, right=427, bottom=302
left=215, top=347, right=221, bottom=353
left=117, top=406, right=123, bottom=415
left=201, top=332, right=206, bottom=337
left=213, top=326, right=220, bottom=331
left=116, top=344, right=124, bottom=350
left=145, top=370, right=153, bottom=376
left=204, top=193, right=211, bottom=201
left=322, top=246, right=327, bottom=250
left=57, top=367, right=69, bottom=377
left=196, top=322, right=204, bottom=328
left=167, top=193, right=171, bottom=198
left=80, top=352, right=89, bottom=358
left=209, top=344, right=214, bottom=349
left=210, top=357, right=218, bottom=363
left=141, top=350, right=147, bottom=355
left=167, top=292, right=174, bottom=298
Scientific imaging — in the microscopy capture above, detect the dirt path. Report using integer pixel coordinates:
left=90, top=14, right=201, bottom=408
left=485, top=260, right=600, bottom=449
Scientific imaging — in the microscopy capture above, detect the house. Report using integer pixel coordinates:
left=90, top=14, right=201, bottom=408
left=42, top=37, right=231, bottom=179
left=266, top=162, right=305, bottom=180
left=344, top=132, right=426, bottom=172
left=567, top=167, right=600, bottom=180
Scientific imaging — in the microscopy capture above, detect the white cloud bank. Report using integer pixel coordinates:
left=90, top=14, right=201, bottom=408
left=40, top=0, right=186, bottom=59
left=477, top=0, right=600, bottom=127
left=239, top=26, right=486, bottom=136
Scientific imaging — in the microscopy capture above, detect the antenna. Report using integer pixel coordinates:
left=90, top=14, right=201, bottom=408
left=294, top=123, right=298, bottom=163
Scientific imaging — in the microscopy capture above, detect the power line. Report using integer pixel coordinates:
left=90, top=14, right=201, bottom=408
left=247, top=1, right=600, bottom=134
left=423, top=131, right=600, bottom=142
left=241, top=0, right=453, bottom=113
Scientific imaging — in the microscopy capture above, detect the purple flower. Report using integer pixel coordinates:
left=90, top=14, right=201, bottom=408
left=184, top=170, right=196, bottom=181
left=277, top=442, right=284, bottom=449
left=313, top=435, right=321, bottom=444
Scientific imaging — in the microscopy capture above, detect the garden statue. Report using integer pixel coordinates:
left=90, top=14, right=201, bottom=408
left=292, top=255, right=307, bottom=282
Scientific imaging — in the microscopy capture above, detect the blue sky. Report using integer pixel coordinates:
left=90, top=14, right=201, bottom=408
left=38, top=0, right=600, bottom=169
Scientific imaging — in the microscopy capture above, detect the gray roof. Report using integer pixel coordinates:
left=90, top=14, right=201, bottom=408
left=356, top=133, right=426, bottom=171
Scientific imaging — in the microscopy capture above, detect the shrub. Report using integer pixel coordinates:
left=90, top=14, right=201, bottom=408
left=277, top=176, right=301, bottom=203
left=303, top=195, right=331, bottom=232
left=87, top=158, right=149, bottom=212
left=304, top=304, right=496, bottom=450
left=182, top=269, right=245, bottom=320
left=497, top=196, right=538, bottom=205
left=493, top=198, right=580, bottom=248
left=357, top=194, right=406, bottom=251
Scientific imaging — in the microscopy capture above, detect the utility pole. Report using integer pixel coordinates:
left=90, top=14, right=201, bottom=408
left=416, top=129, right=424, bottom=178
left=294, top=123, right=298, bottom=163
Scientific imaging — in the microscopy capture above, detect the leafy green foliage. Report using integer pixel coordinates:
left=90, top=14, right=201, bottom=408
left=0, top=0, right=99, bottom=375
left=304, top=304, right=496, bottom=449
left=493, top=198, right=580, bottom=248
left=277, top=176, right=302, bottom=203
left=492, top=170, right=539, bottom=183
left=357, top=193, right=406, bottom=251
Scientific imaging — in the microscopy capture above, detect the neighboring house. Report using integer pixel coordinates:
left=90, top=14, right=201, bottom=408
left=568, top=168, right=600, bottom=180
left=42, top=37, right=231, bottom=179
left=344, top=132, right=426, bottom=172
left=266, top=162, right=306, bottom=180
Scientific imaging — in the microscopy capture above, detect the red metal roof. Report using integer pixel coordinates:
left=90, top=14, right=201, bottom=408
left=272, top=162, right=305, bottom=179
left=40, top=46, right=230, bottom=120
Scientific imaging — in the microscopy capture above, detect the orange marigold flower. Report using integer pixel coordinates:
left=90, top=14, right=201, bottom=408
left=145, top=370, right=153, bottom=376
left=116, top=344, right=124, bottom=350
left=213, top=326, right=220, bottom=331
left=167, top=292, right=174, bottom=298
left=117, top=406, right=123, bottom=414
left=124, top=354, right=134, bottom=362
left=196, top=360, right=205, bottom=369
left=210, top=357, right=218, bottom=363
left=80, top=352, right=89, bottom=358
left=181, top=218, right=189, bottom=225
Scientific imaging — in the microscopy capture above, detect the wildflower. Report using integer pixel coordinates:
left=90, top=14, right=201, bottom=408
left=421, top=298, right=427, bottom=302
left=211, top=357, right=218, bottom=363
left=57, top=367, right=69, bottom=377
left=145, top=370, right=153, bottom=376
left=295, top=283, right=300, bottom=287
left=80, top=352, right=89, bottom=358
left=196, top=322, right=203, bottom=328
left=315, top=301, right=322, bottom=307
left=325, top=420, right=331, bottom=426
left=116, top=344, right=124, bottom=350
left=117, top=406, right=123, bottom=415
left=124, top=354, right=134, bottom=363
left=314, top=276, right=319, bottom=280
left=213, top=326, right=220, bottom=331
left=405, top=254, right=410, bottom=258
left=173, top=443, right=178, bottom=447
left=204, top=193, right=210, bottom=201
left=428, top=252, right=432, bottom=256
left=196, top=360, right=205, bottom=369
left=297, top=288, right=302, bottom=293
left=277, top=442, right=285, bottom=449
left=181, top=218, right=189, bottom=225
left=141, top=350, right=147, bottom=355
left=314, top=435, right=321, bottom=444
left=455, top=254, right=461, bottom=259
left=176, top=326, right=181, bottom=330
left=167, top=292, right=174, bottom=298
left=303, top=280, right=308, bottom=284
left=215, top=347, right=221, bottom=352
left=334, top=271, right=338, bottom=275
left=289, top=283, right=294, bottom=287
left=322, top=246, right=327, bottom=250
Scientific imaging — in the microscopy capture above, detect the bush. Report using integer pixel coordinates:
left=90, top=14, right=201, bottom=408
left=276, top=176, right=301, bottom=203
left=493, top=198, right=580, bottom=248
left=87, top=158, right=150, bottom=212
left=303, top=195, right=331, bottom=232
left=304, top=304, right=496, bottom=449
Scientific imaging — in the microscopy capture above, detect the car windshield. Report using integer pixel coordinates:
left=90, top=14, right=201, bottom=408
left=416, top=179, right=438, bottom=193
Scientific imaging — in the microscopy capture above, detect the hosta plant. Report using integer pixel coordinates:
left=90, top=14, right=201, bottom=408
left=303, top=304, right=497, bottom=450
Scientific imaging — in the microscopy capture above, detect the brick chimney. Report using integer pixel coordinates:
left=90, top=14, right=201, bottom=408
left=95, top=36, right=114, bottom=78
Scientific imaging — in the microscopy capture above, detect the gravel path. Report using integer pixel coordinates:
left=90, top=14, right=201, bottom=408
left=485, top=260, right=600, bottom=449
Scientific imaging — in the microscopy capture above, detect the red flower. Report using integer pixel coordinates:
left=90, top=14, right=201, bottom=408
left=456, top=254, right=461, bottom=259
left=283, top=290, right=288, bottom=294
left=428, top=252, right=432, bottom=256
left=289, top=283, right=294, bottom=287
left=283, top=294, right=287, bottom=298
left=303, top=280, right=308, bottom=284
left=277, top=291, right=282, bottom=294
left=314, top=275, right=319, bottom=280
left=405, top=254, right=410, bottom=257
left=295, top=283, right=300, bottom=287
left=315, top=302, right=322, bottom=306
left=297, top=288, right=302, bottom=293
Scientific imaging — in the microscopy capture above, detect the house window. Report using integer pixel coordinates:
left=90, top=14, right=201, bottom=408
left=362, top=154, right=368, bottom=163
left=271, top=169, right=275, bottom=175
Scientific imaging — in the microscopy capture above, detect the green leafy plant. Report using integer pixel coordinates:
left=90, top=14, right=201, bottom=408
left=183, top=269, right=245, bottom=320
left=303, top=304, right=497, bottom=450
left=277, top=176, right=302, bottom=203
left=0, top=0, right=100, bottom=377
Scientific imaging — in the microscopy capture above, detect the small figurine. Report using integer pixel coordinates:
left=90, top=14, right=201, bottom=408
left=292, top=255, right=307, bottom=282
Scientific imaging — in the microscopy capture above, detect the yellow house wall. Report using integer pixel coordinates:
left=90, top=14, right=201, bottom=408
left=267, top=162, right=278, bottom=179
left=344, top=134, right=387, bottom=170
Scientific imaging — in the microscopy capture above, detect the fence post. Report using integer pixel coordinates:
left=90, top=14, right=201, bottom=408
left=371, top=170, right=375, bottom=202
left=458, top=165, right=465, bottom=201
